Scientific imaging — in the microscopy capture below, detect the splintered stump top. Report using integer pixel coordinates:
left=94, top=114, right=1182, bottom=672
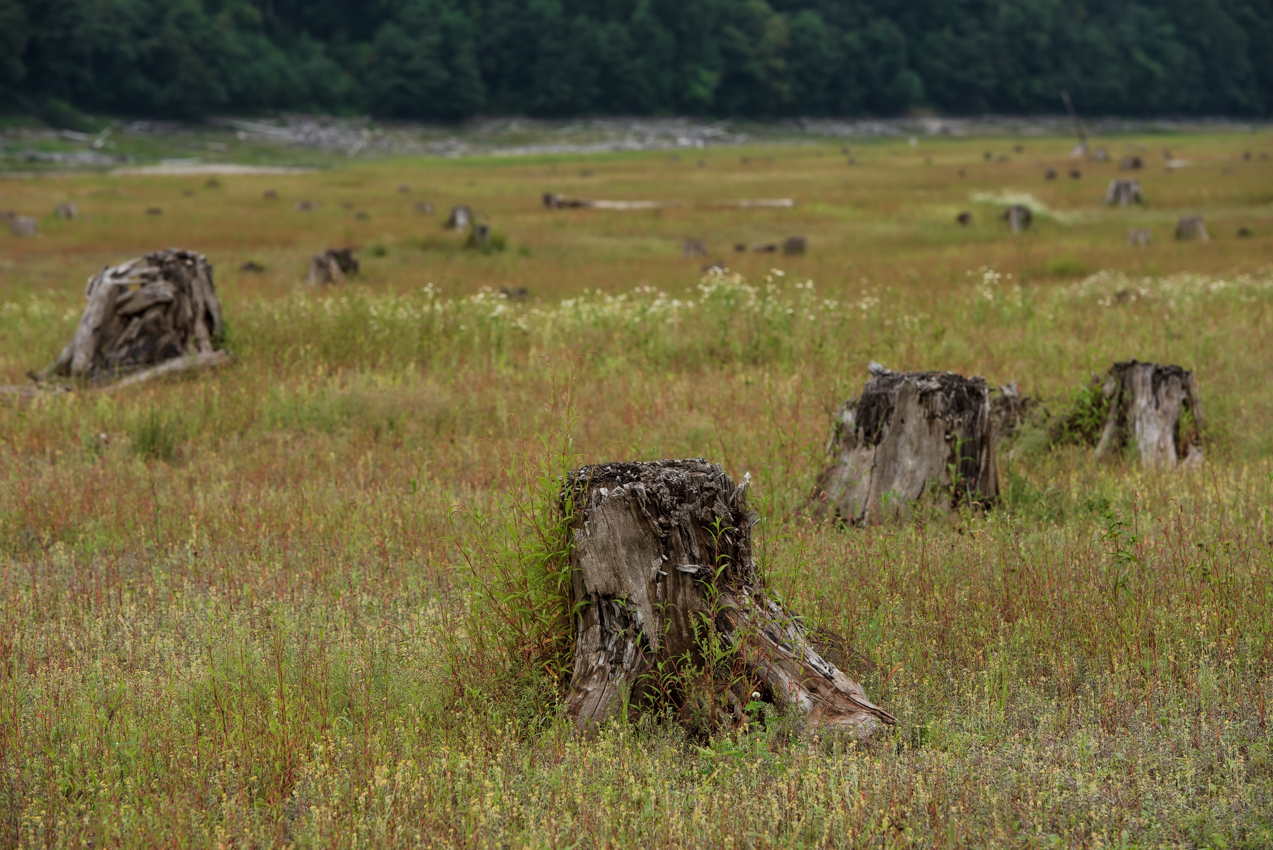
left=564, top=459, right=896, bottom=739
left=814, top=365, right=998, bottom=525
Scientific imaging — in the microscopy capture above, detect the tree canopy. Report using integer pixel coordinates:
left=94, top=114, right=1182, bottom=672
left=2, top=0, right=1269, bottom=119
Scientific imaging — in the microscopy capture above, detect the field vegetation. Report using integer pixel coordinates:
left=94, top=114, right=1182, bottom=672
left=1, top=132, right=1272, bottom=847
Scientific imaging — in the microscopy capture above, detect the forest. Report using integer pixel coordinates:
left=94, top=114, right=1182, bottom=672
left=2, top=0, right=1271, bottom=121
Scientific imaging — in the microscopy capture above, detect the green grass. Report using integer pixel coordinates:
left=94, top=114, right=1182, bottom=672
left=1, top=132, right=1271, bottom=847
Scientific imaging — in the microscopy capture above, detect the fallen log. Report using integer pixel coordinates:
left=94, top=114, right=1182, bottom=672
left=1094, top=360, right=1203, bottom=468
left=564, top=459, right=897, bottom=739
left=43, top=248, right=225, bottom=382
left=813, top=363, right=998, bottom=525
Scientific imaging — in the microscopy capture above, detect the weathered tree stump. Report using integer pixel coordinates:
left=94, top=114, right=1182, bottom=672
left=1119, top=155, right=1144, bottom=170
left=8, top=214, right=39, bottom=236
left=813, top=363, right=998, bottom=525
left=414, top=201, right=435, bottom=215
left=1002, top=205, right=1032, bottom=233
left=306, top=248, right=359, bottom=285
left=565, top=459, right=896, bottom=739
left=44, top=248, right=225, bottom=381
left=445, top=205, right=473, bottom=230
left=294, top=201, right=317, bottom=212
left=1094, top=360, right=1203, bottom=468
left=782, top=236, right=807, bottom=255
left=1175, top=216, right=1209, bottom=241
left=682, top=238, right=708, bottom=258
left=1045, top=168, right=1058, bottom=180
left=55, top=203, right=78, bottom=221
left=956, top=211, right=973, bottom=227
left=1104, top=179, right=1144, bottom=207
left=466, top=224, right=492, bottom=249
left=542, top=193, right=593, bottom=210
left=1127, top=228, right=1153, bottom=246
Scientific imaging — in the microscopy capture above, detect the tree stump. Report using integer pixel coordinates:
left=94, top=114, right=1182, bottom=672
left=1045, top=168, right=1058, bottom=180
left=44, top=248, right=225, bottom=381
left=1118, top=155, right=1144, bottom=170
left=1094, top=360, right=1203, bottom=468
left=564, top=459, right=896, bottom=739
left=445, top=205, right=473, bottom=230
left=1127, top=228, right=1153, bottom=246
left=682, top=238, right=708, bottom=258
left=1002, top=205, right=1032, bottom=233
left=542, top=193, right=593, bottom=210
left=8, top=215, right=38, bottom=236
left=466, top=224, right=491, bottom=249
left=306, top=248, right=359, bottom=285
left=1175, top=216, right=1209, bottom=241
left=956, top=211, right=973, bottom=227
left=1104, top=179, right=1144, bottom=207
left=294, top=201, right=317, bottom=212
left=782, top=236, right=807, bottom=255
left=414, top=201, right=435, bottom=215
left=813, top=363, right=998, bottom=525
left=55, top=202, right=78, bottom=220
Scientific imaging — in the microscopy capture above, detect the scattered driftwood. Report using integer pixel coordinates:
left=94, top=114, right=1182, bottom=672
left=564, top=459, right=897, bottom=739
left=1104, top=179, right=1144, bottom=207
left=1119, top=155, right=1144, bottom=170
left=445, top=205, right=472, bottom=230
left=294, top=201, right=316, bottom=212
left=1002, top=205, right=1033, bottom=233
left=56, top=203, right=78, bottom=220
left=813, top=363, right=998, bottom=525
left=414, top=201, right=435, bottom=215
left=782, top=236, right=807, bottom=255
left=43, top=248, right=225, bottom=381
left=543, top=193, right=593, bottom=209
left=682, top=239, right=707, bottom=258
left=1175, top=216, right=1209, bottom=241
left=956, top=211, right=973, bottom=227
left=990, top=381, right=1034, bottom=442
left=306, top=248, right=359, bottom=285
left=8, top=215, right=38, bottom=236
left=1127, top=228, right=1153, bottom=247
left=1094, top=360, right=1203, bottom=468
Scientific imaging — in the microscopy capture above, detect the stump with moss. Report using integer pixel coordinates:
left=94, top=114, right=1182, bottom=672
left=813, top=364, right=999, bottom=525
left=564, top=459, right=896, bottom=740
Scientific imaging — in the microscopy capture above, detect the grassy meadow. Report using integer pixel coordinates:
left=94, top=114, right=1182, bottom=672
left=1, top=131, right=1272, bottom=847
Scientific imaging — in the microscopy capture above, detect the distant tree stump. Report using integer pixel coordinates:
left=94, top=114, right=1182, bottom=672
left=565, top=459, right=896, bottom=739
left=1045, top=168, right=1058, bottom=180
left=1118, top=155, right=1143, bottom=170
left=294, top=201, right=317, bottom=212
left=445, top=205, right=473, bottom=230
left=1094, top=360, right=1203, bottom=468
left=782, top=236, right=807, bottom=255
left=1175, top=216, right=1209, bottom=241
left=1104, top=179, right=1144, bottom=207
left=306, top=248, right=359, bottom=285
left=542, top=193, right=593, bottom=210
left=45, top=248, right=225, bottom=381
left=682, top=238, right=708, bottom=258
left=956, top=211, right=973, bottom=227
left=1127, top=228, right=1153, bottom=246
left=8, top=214, right=38, bottom=236
left=414, top=201, right=435, bottom=215
left=55, top=202, right=78, bottom=220
left=466, top=224, right=492, bottom=249
left=814, top=363, right=998, bottom=525
left=1002, top=205, right=1032, bottom=233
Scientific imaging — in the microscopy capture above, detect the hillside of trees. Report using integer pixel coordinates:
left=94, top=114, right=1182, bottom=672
left=3, top=0, right=1271, bottom=120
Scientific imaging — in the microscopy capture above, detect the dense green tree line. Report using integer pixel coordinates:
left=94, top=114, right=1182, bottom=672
left=2, top=0, right=1270, bottom=119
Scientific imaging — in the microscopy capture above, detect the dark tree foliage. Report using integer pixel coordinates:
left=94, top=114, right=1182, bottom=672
left=1, top=0, right=1268, bottom=119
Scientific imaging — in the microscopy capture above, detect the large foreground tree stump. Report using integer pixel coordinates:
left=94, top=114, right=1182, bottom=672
left=813, top=364, right=998, bottom=525
left=1094, top=360, right=1203, bottom=468
left=564, top=459, right=896, bottom=740
left=45, top=248, right=225, bottom=381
